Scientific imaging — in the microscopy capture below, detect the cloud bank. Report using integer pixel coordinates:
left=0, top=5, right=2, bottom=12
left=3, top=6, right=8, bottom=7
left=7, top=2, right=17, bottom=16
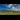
left=5, top=4, right=20, bottom=11
left=0, top=4, right=20, bottom=11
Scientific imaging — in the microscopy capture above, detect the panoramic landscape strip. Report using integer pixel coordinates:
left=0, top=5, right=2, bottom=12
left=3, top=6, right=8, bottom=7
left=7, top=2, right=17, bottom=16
left=0, top=11, right=20, bottom=15
left=0, top=4, right=20, bottom=15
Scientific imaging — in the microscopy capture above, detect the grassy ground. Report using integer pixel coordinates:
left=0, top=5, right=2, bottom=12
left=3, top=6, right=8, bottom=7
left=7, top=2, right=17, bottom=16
left=0, top=11, right=20, bottom=15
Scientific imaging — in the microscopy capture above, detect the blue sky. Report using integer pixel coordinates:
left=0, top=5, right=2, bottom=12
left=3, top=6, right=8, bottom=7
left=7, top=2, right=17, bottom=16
left=0, top=4, right=10, bottom=10
left=0, top=4, right=20, bottom=11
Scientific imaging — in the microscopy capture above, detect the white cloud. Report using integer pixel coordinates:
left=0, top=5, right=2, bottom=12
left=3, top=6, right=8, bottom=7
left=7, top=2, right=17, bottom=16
left=5, top=4, right=17, bottom=8
left=5, top=4, right=13, bottom=8
left=11, top=7, right=20, bottom=11
left=7, top=4, right=13, bottom=8
left=11, top=7, right=16, bottom=10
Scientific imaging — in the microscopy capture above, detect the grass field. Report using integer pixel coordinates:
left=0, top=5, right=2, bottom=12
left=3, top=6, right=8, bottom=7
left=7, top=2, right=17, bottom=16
left=0, top=11, right=20, bottom=15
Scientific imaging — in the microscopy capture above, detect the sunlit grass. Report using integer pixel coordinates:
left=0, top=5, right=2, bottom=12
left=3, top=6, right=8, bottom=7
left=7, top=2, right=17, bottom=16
left=0, top=11, right=20, bottom=15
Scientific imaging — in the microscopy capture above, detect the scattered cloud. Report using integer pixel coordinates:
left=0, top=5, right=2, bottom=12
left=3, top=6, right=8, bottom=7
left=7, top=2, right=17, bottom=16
left=5, top=4, right=12, bottom=8
left=0, top=4, right=20, bottom=11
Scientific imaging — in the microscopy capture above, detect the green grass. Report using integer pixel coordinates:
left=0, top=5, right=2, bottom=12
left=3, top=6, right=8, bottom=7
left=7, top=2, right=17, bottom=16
left=0, top=11, right=20, bottom=15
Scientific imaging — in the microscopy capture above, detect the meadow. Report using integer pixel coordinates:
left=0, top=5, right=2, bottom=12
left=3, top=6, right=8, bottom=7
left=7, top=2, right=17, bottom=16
left=0, top=11, right=20, bottom=15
